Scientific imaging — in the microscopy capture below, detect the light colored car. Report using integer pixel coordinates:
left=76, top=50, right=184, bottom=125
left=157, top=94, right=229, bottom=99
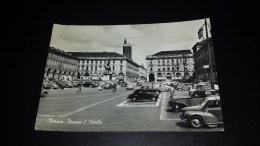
left=180, top=96, right=223, bottom=128
left=126, top=83, right=135, bottom=90
left=155, top=84, right=173, bottom=92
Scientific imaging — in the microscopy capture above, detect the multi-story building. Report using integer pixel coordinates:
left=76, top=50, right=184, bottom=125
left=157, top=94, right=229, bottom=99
left=69, top=52, right=141, bottom=82
left=44, top=47, right=79, bottom=81
left=138, top=65, right=147, bottom=81
left=192, top=37, right=217, bottom=82
left=123, top=38, right=132, bottom=59
left=146, top=50, right=194, bottom=82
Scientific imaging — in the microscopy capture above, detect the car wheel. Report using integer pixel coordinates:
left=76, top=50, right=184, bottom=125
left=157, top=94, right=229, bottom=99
left=190, top=116, right=204, bottom=128
left=152, top=97, right=157, bottom=102
left=132, top=97, right=136, bottom=102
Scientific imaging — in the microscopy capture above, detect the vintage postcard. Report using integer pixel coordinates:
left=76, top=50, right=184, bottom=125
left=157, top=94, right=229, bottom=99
left=35, top=18, right=224, bottom=132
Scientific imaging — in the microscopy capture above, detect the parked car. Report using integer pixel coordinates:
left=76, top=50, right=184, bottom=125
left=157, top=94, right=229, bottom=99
left=90, top=81, right=99, bottom=88
left=140, top=85, right=161, bottom=94
left=175, top=84, right=183, bottom=91
left=191, top=88, right=219, bottom=98
left=82, top=80, right=91, bottom=87
left=47, top=80, right=60, bottom=89
left=42, top=80, right=52, bottom=89
left=103, top=82, right=113, bottom=89
left=56, top=80, right=70, bottom=88
left=167, top=95, right=205, bottom=112
left=180, top=96, right=223, bottom=128
left=155, top=84, right=174, bottom=92
left=127, top=89, right=159, bottom=102
left=40, top=88, right=48, bottom=97
left=71, top=81, right=79, bottom=87
left=126, top=83, right=135, bottom=90
left=136, top=81, right=142, bottom=86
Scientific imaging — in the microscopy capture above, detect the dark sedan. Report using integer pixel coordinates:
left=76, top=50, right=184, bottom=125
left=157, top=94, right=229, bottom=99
left=167, top=90, right=219, bottom=112
left=127, top=89, right=159, bottom=102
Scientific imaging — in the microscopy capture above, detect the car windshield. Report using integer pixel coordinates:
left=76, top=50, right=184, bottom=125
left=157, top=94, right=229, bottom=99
left=200, top=98, right=208, bottom=106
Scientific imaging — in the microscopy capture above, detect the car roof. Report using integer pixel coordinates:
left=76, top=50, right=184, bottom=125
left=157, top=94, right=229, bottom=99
left=206, top=96, right=220, bottom=101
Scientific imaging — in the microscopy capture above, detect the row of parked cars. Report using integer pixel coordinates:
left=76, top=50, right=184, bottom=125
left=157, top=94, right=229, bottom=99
left=167, top=82, right=222, bottom=128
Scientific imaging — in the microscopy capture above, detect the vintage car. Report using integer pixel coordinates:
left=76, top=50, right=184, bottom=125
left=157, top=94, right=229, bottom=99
left=126, top=83, right=135, bottom=90
left=167, top=96, right=205, bottom=112
left=191, top=89, right=219, bottom=98
left=40, top=88, right=48, bottom=97
left=42, top=79, right=52, bottom=89
left=180, top=96, right=223, bottom=128
left=167, top=90, right=219, bottom=112
left=136, top=81, right=142, bottom=86
left=154, top=84, right=174, bottom=92
left=127, top=89, right=159, bottom=102
left=140, top=85, right=161, bottom=94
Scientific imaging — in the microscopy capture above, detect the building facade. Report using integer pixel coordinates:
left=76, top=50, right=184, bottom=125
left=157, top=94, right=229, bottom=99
left=69, top=52, right=141, bottom=82
left=146, top=50, right=194, bottom=82
left=192, top=38, right=217, bottom=82
left=44, top=47, right=79, bottom=81
left=138, top=65, right=147, bottom=81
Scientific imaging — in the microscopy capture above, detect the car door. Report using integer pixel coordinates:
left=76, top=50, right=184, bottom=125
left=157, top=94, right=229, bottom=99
left=136, top=90, right=146, bottom=100
left=205, top=100, right=223, bottom=123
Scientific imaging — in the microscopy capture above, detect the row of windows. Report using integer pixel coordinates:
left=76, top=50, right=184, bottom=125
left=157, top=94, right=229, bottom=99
left=81, top=60, right=123, bottom=64
left=48, top=53, right=78, bottom=66
left=150, top=66, right=188, bottom=71
left=149, top=58, right=190, bottom=64
left=80, top=66, right=123, bottom=71
left=47, top=60, right=78, bottom=70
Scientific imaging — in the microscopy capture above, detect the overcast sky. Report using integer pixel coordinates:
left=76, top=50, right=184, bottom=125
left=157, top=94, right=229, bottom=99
left=50, top=18, right=211, bottom=67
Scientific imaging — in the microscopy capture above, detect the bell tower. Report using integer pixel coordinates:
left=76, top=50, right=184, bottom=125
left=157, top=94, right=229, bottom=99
left=123, top=38, right=132, bottom=59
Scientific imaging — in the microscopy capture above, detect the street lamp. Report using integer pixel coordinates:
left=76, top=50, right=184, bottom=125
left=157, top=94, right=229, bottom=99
left=198, top=18, right=215, bottom=89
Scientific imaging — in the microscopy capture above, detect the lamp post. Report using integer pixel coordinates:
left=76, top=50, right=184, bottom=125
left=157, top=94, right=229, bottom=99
left=204, top=19, right=214, bottom=89
left=199, top=19, right=215, bottom=89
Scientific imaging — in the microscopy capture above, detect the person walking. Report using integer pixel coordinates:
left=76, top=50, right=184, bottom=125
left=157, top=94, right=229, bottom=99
left=76, top=84, right=82, bottom=94
left=112, top=82, right=117, bottom=93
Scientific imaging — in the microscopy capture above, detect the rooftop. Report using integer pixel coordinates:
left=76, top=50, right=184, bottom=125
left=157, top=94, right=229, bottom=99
left=68, top=52, right=125, bottom=58
left=152, top=50, right=192, bottom=56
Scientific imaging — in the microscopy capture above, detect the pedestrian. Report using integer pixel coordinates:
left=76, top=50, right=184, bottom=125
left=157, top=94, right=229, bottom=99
left=112, top=82, right=117, bottom=92
left=76, top=84, right=82, bottom=93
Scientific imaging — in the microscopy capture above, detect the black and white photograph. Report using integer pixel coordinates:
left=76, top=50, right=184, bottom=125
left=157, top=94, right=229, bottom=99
left=35, top=18, right=224, bottom=132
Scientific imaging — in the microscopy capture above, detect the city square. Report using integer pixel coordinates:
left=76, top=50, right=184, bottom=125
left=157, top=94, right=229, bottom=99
left=36, top=18, right=223, bottom=132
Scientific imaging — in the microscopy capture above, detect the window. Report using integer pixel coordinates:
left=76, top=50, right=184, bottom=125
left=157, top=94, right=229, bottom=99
left=113, top=60, right=115, bottom=63
left=150, top=68, right=153, bottom=71
left=83, top=60, right=84, bottom=64
left=163, top=68, right=165, bottom=70
left=167, top=68, right=170, bottom=70
left=158, top=60, right=160, bottom=63
left=158, top=68, right=160, bottom=71
left=120, top=66, right=123, bottom=71
left=172, top=67, right=175, bottom=70
left=120, top=60, right=123, bottom=64
left=113, top=67, right=115, bottom=71
left=87, top=60, right=89, bottom=63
